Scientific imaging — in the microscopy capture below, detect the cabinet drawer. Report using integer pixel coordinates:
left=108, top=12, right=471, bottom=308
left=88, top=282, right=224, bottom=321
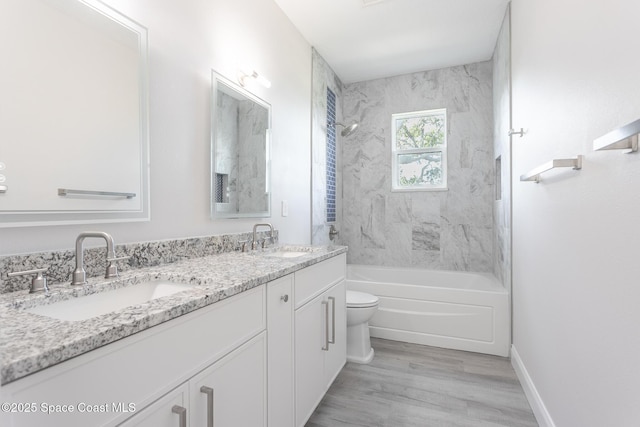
left=4, top=285, right=265, bottom=427
left=294, top=254, right=346, bottom=309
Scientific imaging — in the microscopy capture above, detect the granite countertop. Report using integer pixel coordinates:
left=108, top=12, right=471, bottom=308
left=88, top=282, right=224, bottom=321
left=0, top=245, right=347, bottom=385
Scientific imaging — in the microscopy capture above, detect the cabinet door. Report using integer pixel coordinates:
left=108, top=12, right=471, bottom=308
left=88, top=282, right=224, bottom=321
left=267, top=275, right=294, bottom=427
left=190, top=332, right=266, bottom=427
left=324, top=280, right=346, bottom=388
left=294, top=293, right=327, bottom=427
left=119, top=383, right=189, bottom=427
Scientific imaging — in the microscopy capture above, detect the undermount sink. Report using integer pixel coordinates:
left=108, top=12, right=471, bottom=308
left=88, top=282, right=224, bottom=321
left=25, top=281, right=193, bottom=322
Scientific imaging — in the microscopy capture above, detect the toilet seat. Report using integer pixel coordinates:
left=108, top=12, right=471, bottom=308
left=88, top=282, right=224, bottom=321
left=346, top=290, right=379, bottom=308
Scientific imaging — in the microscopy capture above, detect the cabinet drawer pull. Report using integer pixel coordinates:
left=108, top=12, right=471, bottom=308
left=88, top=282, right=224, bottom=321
left=171, top=405, right=187, bottom=427
left=200, top=385, right=215, bottom=427
left=321, top=300, right=329, bottom=351
left=328, top=296, right=336, bottom=345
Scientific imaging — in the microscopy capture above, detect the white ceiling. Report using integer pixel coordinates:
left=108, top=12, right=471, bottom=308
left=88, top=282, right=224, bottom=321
left=273, top=0, right=509, bottom=84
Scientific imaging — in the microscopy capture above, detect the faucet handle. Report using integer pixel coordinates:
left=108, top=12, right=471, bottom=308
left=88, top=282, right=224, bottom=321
left=7, top=267, right=49, bottom=293
left=238, top=239, right=250, bottom=253
left=252, top=239, right=263, bottom=251
left=105, top=256, right=129, bottom=279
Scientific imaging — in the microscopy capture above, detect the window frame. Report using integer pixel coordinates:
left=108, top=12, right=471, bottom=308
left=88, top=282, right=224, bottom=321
left=391, top=108, right=448, bottom=192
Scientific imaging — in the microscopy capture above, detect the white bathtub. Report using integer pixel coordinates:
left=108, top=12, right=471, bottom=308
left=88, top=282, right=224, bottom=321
left=346, top=265, right=510, bottom=357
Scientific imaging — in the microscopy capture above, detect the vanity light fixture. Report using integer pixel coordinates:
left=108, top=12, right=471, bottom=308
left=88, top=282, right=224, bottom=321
left=238, top=66, right=271, bottom=89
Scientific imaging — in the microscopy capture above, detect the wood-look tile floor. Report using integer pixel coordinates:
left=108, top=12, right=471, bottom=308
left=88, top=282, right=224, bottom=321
left=306, top=338, right=538, bottom=427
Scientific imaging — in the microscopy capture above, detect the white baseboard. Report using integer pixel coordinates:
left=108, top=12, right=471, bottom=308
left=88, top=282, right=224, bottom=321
left=510, top=345, right=556, bottom=427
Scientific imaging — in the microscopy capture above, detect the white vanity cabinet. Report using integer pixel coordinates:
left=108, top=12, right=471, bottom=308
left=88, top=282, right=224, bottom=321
left=2, top=285, right=266, bottom=427
left=294, top=254, right=347, bottom=427
left=122, top=333, right=266, bottom=427
left=266, top=275, right=294, bottom=427
left=1, top=251, right=348, bottom=427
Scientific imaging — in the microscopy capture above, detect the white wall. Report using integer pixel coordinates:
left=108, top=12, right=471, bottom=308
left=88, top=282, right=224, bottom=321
left=1, top=0, right=312, bottom=255
left=511, top=0, right=640, bottom=425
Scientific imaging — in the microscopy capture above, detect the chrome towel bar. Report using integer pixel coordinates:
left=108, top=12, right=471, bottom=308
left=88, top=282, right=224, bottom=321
left=58, top=188, right=136, bottom=198
left=520, top=156, right=583, bottom=183
left=593, top=118, right=640, bottom=153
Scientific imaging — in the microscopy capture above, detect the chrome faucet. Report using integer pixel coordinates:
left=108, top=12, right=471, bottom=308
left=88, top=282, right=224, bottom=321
left=252, top=223, right=274, bottom=250
left=71, top=231, right=119, bottom=286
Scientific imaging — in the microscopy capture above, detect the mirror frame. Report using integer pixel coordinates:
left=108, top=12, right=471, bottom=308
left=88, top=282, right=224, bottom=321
left=210, top=70, right=271, bottom=219
left=0, top=0, right=149, bottom=227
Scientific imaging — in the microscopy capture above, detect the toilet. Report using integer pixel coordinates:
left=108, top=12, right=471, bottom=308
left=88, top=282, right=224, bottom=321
left=346, top=290, right=379, bottom=364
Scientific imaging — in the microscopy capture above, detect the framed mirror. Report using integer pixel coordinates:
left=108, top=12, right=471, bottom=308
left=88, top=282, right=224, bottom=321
left=0, top=0, right=149, bottom=227
left=211, top=71, right=271, bottom=219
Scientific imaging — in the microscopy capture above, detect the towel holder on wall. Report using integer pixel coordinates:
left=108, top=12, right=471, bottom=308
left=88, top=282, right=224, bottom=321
left=593, top=118, right=640, bottom=154
left=520, top=156, right=583, bottom=183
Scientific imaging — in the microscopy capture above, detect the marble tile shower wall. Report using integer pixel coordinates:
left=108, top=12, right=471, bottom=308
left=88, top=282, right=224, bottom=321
left=216, top=92, right=240, bottom=211
left=238, top=99, right=269, bottom=213
left=311, top=49, right=344, bottom=245
left=493, top=8, right=512, bottom=289
left=0, top=231, right=277, bottom=294
left=215, top=95, right=268, bottom=213
left=342, top=61, right=494, bottom=271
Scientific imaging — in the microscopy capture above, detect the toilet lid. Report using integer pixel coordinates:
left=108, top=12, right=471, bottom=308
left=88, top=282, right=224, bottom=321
left=346, top=290, right=379, bottom=308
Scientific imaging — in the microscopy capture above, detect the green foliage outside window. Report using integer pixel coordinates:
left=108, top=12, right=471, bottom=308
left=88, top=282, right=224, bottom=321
left=395, top=115, right=445, bottom=149
left=392, top=109, right=447, bottom=190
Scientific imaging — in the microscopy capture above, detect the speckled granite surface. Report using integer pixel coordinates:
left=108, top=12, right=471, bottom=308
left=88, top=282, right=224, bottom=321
left=0, top=231, right=277, bottom=293
left=0, top=245, right=346, bottom=385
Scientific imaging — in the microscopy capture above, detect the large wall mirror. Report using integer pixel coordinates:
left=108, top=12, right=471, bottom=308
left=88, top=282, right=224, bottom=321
left=211, top=71, right=271, bottom=219
left=0, top=0, right=149, bottom=227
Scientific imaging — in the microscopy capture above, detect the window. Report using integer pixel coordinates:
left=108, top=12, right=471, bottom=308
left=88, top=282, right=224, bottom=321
left=391, top=108, right=447, bottom=191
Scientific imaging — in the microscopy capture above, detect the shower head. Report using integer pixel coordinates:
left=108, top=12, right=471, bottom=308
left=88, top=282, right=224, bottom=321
left=329, top=121, right=359, bottom=137
left=340, top=122, right=359, bottom=137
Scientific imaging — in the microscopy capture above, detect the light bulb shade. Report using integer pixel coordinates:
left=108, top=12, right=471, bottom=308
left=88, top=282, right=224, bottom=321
left=255, top=74, right=271, bottom=88
left=238, top=67, right=271, bottom=88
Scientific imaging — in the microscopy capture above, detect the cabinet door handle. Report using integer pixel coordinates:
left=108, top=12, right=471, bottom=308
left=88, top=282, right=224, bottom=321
left=281, top=294, right=289, bottom=303
left=328, top=296, right=336, bottom=345
left=171, top=405, right=187, bottom=427
left=321, top=300, right=329, bottom=351
left=200, top=385, right=214, bottom=427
